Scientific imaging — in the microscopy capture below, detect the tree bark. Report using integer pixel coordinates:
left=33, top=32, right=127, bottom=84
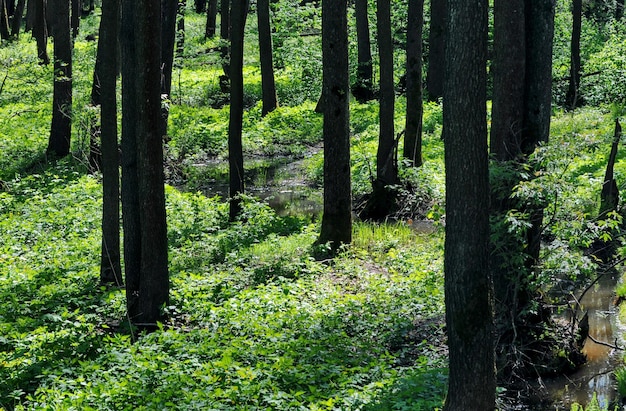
left=403, top=0, right=424, bottom=166
left=317, top=0, right=351, bottom=251
left=160, top=0, right=177, bottom=138
left=33, top=0, right=49, bottom=64
left=565, top=0, right=582, bottom=109
left=195, top=0, right=206, bottom=13
left=205, top=0, right=217, bottom=37
left=10, top=0, right=26, bottom=38
left=220, top=0, right=230, bottom=80
left=228, top=0, right=247, bottom=221
left=426, top=0, right=445, bottom=101
left=0, top=0, right=10, bottom=39
left=136, top=0, right=169, bottom=324
left=47, top=0, right=72, bottom=158
left=120, top=0, right=141, bottom=320
left=257, top=0, right=277, bottom=116
left=376, top=0, right=396, bottom=186
left=99, top=0, right=122, bottom=286
left=353, top=0, right=374, bottom=102
left=70, top=0, right=80, bottom=37
left=490, top=0, right=525, bottom=161
left=443, top=0, right=495, bottom=407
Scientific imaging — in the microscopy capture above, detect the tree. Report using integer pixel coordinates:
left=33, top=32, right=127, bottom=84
left=32, top=0, right=49, bottom=64
left=0, top=0, right=10, bottom=40
left=47, top=0, right=73, bottom=158
left=403, top=0, right=424, bottom=166
left=316, top=0, right=351, bottom=251
left=161, top=0, right=178, bottom=137
left=257, top=0, right=278, bottom=116
left=98, top=0, right=122, bottom=285
left=228, top=0, right=248, bottom=220
left=195, top=0, right=206, bottom=13
left=443, top=0, right=495, bottom=407
left=426, top=0, right=445, bottom=101
left=565, top=0, right=582, bottom=109
left=121, top=0, right=141, bottom=320
left=71, top=0, right=80, bottom=37
left=352, top=0, right=374, bottom=103
left=10, top=0, right=26, bottom=38
left=220, top=0, right=230, bottom=88
left=205, top=0, right=217, bottom=37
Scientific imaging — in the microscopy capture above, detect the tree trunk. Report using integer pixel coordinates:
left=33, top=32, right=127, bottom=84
left=33, top=0, right=49, bottom=64
left=617, top=0, right=624, bottom=20
left=353, top=0, right=374, bottom=102
left=47, top=0, right=72, bottom=158
left=136, top=0, right=169, bottom=325
left=121, top=0, right=141, bottom=320
left=195, top=0, right=206, bottom=13
left=257, top=0, right=277, bottom=116
left=0, top=0, right=10, bottom=39
left=99, top=0, right=122, bottom=286
left=70, top=0, right=80, bottom=37
left=205, top=0, right=217, bottom=37
left=565, top=0, right=582, bottom=110
left=220, top=0, right=230, bottom=80
left=317, top=0, right=351, bottom=251
left=490, top=0, right=525, bottom=161
left=426, top=0, right=445, bottom=101
left=10, top=0, right=26, bottom=38
left=403, top=0, right=424, bottom=166
left=161, top=0, right=177, bottom=138
left=228, top=0, right=247, bottom=221
left=443, top=0, right=495, bottom=407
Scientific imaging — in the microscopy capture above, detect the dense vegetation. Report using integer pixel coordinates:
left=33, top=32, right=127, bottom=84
left=1, top=0, right=626, bottom=410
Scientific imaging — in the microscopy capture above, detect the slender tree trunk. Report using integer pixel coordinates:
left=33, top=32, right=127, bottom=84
left=443, top=0, right=495, bottom=407
left=33, top=0, right=49, bottom=64
left=47, top=0, right=72, bottom=158
left=195, top=0, right=206, bottom=13
left=161, top=0, right=177, bottom=138
left=0, top=0, right=10, bottom=39
left=99, top=0, right=122, bottom=285
left=427, top=0, right=445, bottom=101
left=490, top=0, right=525, bottom=161
left=70, top=0, right=80, bottom=37
left=353, top=0, right=374, bottom=102
left=376, top=0, right=397, bottom=186
left=317, top=0, right=350, bottom=251
left=136, top=0, right=169, bottom=325
left=121, top=0, right=141, bottom=321
left=228, top=0, right=247, bottom=221
left=205, top=0, right=217, bottom=37
left=565, top=0, right=582, bottom=109
left=257, top=0, right=277, bottom=116
left=26, top=0, right=33, bottom=31
left=10, top=0, right=26, bottom=37
left=403, top=0, right=424, bottom=166
left=220, top=0, right=231, bottom=85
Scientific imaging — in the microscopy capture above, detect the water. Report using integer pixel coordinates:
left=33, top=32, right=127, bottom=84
left=532, top=271, right=623, bottom=410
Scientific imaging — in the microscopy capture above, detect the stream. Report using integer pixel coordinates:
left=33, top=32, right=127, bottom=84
left=529, top=271, right=624, bottom=410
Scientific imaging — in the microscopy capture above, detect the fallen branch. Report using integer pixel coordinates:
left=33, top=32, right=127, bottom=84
left=587, top=334, right=624, bottom=350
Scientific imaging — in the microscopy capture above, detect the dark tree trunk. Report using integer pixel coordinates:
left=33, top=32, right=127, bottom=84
left=120, top=0, right=141, bottom=320
left=228, top=0, right=247, bottom=221
left=70, top=0, right=80, bottom=37
left=160, top=0, right=177, bottom=138
left=10, top=0, right=26, bottom=37
left=317, top=0, right=351, bottom=251
left=195, top=0, right=206, bottom=13
left=443, top=0, right=495, bottom=407
left=353, top=0, right=374, bottom=102
left=376, top=0, right=397, bottom=186
left=135, top=0, right=169, bottom=325
left=25, top=0, right=33, bottom=31
left=600, top=119, right=622, bottom=219
left=33, top=0, right=49, bottom=64
left=490, top=0, right=525, bottom=161
left=403, top=0, right=424, bottom=166
left=47, top=0, right=72, bottom=158
left=565, top=0, right=582, bottom=109
left=0, top=0, right=10, bottom=39
left=257, top=0, right=278, bottom=116
left=426, top=0, right=445, bottom=101
left=99, top=0, right=122, bottom=286
left=523, top=0, right=555, bottom=267
left=205, top=0, right=217, bottom=37
left=220, top=0, right=230, bottom=81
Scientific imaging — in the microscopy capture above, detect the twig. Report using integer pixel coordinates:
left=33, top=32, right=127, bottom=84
left=587, top=334, right=624, bottom=350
